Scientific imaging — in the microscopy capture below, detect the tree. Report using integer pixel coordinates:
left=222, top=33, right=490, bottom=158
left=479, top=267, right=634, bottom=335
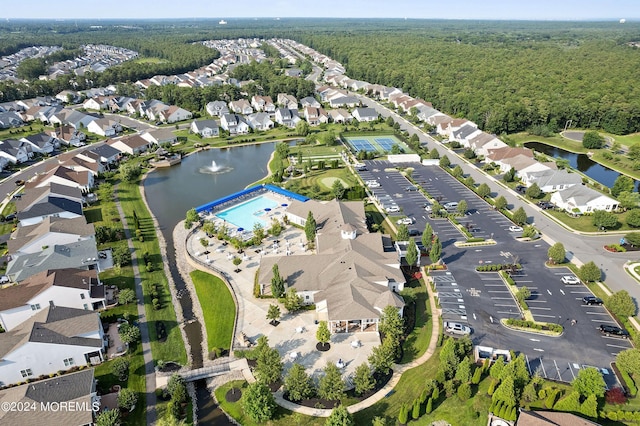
left=117, top=388, right=138, bottom=411
left=429, top=236, right=442, bottom=265
left=627, top=209, right=640, bottom=228
left=405, top=240, right=418, bottom=268
left=353, top=363, right=375, bottom=396
left=455, top=357, right=472, bottom=383
left=512, top=207, right=527, bottom=225
left=457, top=200, right=468, bottom=215
left=379, top=305, right=404, bottom=343
left=612, top=175, right=635, bottom=197
left=295, top=120, right=309, bottom=136
left=275, top=141, right=290, bottom=158
left=271, top=264, right=286, bottom=298
left=241, top=381, right=276, bottom=423
left=489, top=356, right=505, bottom=380
left=319, top=363, right=345, bottom=401
left=578, top=261, right=601, bottom=283
left=616, top=349, right=640, bottom=373
left=451, top=165, right=463, bottom=178
left=283, top=287, right=304, bottom=312
left=438, top=338, right=460, bottom=379
left=582, top=130, right=604, bottom=149
left=425, top=397, right=433, bottom=414
left=111, top=357, right=130, bottom=381
left=581, top=394, right=598, bottom=418
left=331, top=179, right=346, bottom=200
left=119, top=324, right=141, bottom=345
left=625, top=232, right=640, bottom=246
left=368, top=336, right=396, bottom=374
left=119, top=162, right=141, bottom=182
left=439, top=155, right=451, bottom=168
left=284, top=363, right=315, bottom=402
left=477, top=183, right=491, bottom=198
left=266, top=304, right=281, bottom=324
left=457, top=382, right=472, bottom=401
left=167, top=374, right=186, bottom=400
left=96, top=409, right=120, bottom=426
left=395, top=224, right=410, bottom=242
left=316, top=320, right=331, bottom=347
left=572, top=367, right=606, bottom=398
left=305, top=211, right=316, bottom=243
left=495, top=195, right=508, bottom=210
left=429, top=148, right=440, bottom=159
left=606, top=290, right=637, bottom=318
left=421, top=223, right=433, bottom=250
left=255, top=346, right=283, bottom=384
left=492, top=375, right=516, bottom=407
left=112, top=245, right=132, bottom=267
left=503, top=167, right=516, bottom=182
left=325, top=405, right=353, bottom=426
left=619, top=191, right=640, bottom=210
left=592, top=210, right=618, bottom=230
left=463, top=148, right=476, bottom=159
left=516, top=286, right=531, bottom=302
left=525, top=183, right=542, bottom=199
left=547, top=242, right=566, bottom=264
left=397, top=403, right=409, bottom=425
left=118, top=288, right=136, bottom=305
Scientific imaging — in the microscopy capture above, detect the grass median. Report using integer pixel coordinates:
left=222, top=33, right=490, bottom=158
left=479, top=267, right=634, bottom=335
left=190, top=270, right=235, bottom=352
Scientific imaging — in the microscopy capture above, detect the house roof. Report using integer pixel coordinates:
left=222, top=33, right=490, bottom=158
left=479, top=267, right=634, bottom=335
left=0, top=305, right=102, bottom=359
left=452, top=123, right=480, bottom=140
left=486, top=146, right=534, bottom=162
left=16, top=196, right=83, bottom=222
left=6, top=239, right=98, bottom=283
left=141, top=128, right=176, bottom=143
left=9, top=216, right=94, bottom=254
left=191, top=119, right=219, bottom=131
left=15, top=183, right=83, bottom=212
left=108, top=134, right=149, bottom=151
left=86, top=144, right=120, bottom=159
left=28, top=165, right=90, bottom=188
left=516, top=410, right=601, bottom=426
left=553, top=185, right=617, bottom=206
left=0, top=368, right=95, bottom=426
left=353, top=107, right=378, bottom=118
left=259, top=200, right=404, bottom=322
left=527, top=169, right=583, bottom=188
left=0, top=268, right=100, bottom=311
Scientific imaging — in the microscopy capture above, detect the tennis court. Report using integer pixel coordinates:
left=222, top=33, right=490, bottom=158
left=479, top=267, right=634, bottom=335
left=344, top=135, right=408, bottom=154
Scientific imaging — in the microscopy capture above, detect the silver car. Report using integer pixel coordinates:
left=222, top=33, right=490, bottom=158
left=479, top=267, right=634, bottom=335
left=444, top=321, right=472, bottom=336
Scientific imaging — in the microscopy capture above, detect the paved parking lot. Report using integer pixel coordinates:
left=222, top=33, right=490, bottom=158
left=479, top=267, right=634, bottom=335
left=358, top=160, right=633, bottom=383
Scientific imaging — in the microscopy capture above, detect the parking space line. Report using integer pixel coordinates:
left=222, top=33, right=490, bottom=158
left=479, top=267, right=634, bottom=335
left=607, top=343, right=632, bottom=349
left=540, top=360, right=547, bottom=378
left=553, top=360, right=561, bottom=380
left=592, top=319, right=617, bottom=323
left=529, top=307, right=552, bottom=310
left=533, top=314, right=557, bottom=319
left=568, top=363, right=576, bottom=380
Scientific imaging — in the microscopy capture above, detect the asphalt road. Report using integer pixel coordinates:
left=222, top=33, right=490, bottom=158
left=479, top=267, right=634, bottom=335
left=358, top=159, right=633, bottom=384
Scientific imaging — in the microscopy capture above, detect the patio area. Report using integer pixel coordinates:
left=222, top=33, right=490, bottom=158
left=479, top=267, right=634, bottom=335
left=105, top=322, right=128, bottom=359
left=186, top=222, right=381, bottom=383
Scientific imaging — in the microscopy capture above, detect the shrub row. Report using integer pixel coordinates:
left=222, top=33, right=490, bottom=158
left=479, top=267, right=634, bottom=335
left=601, top=410, right=640, bottom=422
left=476, top=263, right=521, bottom=272
left=621, top=370, right=638, bottom=396
left=505, top=318, right=563, bottom=333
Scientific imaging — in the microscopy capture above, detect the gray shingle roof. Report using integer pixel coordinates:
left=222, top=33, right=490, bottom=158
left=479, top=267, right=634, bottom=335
left=17, top=196, right=83, bottom=221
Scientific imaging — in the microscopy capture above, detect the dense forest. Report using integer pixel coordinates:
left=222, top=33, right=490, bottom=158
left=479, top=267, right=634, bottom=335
left=1, top=19, right=640, bottom=134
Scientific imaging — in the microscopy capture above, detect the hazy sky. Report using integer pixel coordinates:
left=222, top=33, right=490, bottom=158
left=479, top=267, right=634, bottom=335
left=3, top=0, right=639, bottom=21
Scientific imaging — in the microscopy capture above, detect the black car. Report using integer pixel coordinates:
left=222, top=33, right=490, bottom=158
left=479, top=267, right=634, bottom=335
left=537, top=201, right=555, bottom=210
left=515, top=185, right=526, bottom=194
left=583, top=296, right=603, bottom=305
left=408, top=227, right=421, bottom=236
left=598, top=324, right=630, bottom=338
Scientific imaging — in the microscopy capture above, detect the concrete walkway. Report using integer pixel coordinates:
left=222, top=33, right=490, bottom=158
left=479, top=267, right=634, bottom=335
left=273, top=266, right=442, bottom=416
left=114, top=184, right=157, bottom=425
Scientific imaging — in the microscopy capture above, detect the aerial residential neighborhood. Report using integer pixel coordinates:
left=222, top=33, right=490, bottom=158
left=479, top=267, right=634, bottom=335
left=0, top=10, right=638, bottom=426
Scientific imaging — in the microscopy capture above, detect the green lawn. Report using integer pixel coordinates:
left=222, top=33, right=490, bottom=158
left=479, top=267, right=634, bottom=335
left=400, top=277, right=432, bottom=364
left=214, top=380, right=326, bottom=426
left=94, top=343, right=146, bottom=426
left=190, top=270, right=235, bottom=352
left=118, top=180, right=187, bottom=365
left=545, top=209, right=636, bottom=233
left=365, top=202, right=394, bottom=236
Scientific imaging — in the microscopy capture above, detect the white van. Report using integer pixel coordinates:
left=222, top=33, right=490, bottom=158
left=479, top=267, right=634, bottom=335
left=386, top=205, right=400, bottom=213
left=443, top=202, right=458, bottom=211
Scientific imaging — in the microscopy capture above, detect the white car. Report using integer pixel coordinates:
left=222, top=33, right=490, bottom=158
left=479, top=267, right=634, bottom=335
left=0, top=275, right=9, bottom=284
left=508, top=225, right=523, bottom=232
left=561, top=275, right=581, bottom=285
left=396, top=217, right=414, bottom=225
left=444, top=321, right=472, bottom=336
left=366, top=181, right=380, bottom=188
left=386, top=205, right=400, bottom=213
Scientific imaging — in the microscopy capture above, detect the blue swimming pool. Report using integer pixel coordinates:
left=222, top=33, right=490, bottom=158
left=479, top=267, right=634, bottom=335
left=215, top=195, right=280, bottom=230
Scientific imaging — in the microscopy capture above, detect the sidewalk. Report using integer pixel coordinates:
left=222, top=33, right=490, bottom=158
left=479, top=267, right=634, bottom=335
left=114, top=184, right=157, bottom=425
